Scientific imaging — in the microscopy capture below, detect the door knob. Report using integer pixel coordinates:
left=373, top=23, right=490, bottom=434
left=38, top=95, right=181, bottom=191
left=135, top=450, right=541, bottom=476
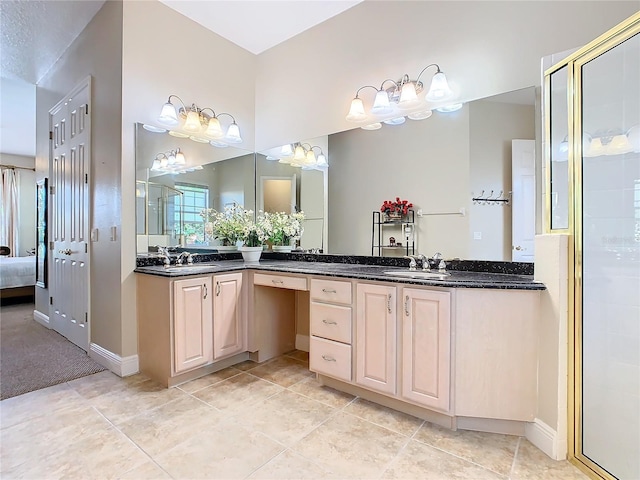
left=513, top=246, right=523, bottom=251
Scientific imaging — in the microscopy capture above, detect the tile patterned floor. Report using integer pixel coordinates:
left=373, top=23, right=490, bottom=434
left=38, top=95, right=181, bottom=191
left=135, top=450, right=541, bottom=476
left=0, top=351, right=589, bottom=479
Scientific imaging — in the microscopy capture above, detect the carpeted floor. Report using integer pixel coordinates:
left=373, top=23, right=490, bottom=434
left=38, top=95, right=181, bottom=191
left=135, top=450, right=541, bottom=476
left=0, top=302, right=106, bottom=400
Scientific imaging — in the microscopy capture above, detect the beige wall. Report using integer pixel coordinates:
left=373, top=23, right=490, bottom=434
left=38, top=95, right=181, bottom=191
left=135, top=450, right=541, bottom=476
left=469, top=101, right=535, bottom=260
left=254, top=1, right=638, bottom=151
left=35, top=0, right=124, bottom=354
left=121, top=0, right=258, bottom=356
left=0, top=154, right=36, bottom=256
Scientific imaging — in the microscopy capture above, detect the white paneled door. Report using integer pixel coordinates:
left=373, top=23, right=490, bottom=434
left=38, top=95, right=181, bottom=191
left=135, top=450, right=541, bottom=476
left=49, top=78, right=91, bottom=352
left=512, top=139, right=536, bottom=261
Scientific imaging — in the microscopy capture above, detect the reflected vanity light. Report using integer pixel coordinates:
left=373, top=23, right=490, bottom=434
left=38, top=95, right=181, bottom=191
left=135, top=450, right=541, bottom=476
left=150, top=148, right=194, bottom=175
left=346, top=63, right=456, bottom=129
left=435, top=103, right=463, bottom=113
left=142, top=124, right=167, bottom=133
left=272, top=142, right=328, bottom=169
left=156, top=94, right=243, bottom=145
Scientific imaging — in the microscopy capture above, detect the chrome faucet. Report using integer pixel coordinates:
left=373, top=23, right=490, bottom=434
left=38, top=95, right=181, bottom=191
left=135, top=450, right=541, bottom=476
left=176, top=251, right=196, bottom=265
left=431, top=252, right=447, bottom=272
left=414, top=254, right=429, bottom=271
left=403, top=255, right=417, bottom=271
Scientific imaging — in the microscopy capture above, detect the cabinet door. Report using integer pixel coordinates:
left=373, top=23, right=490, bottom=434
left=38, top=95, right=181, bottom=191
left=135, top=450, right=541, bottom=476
left=356, top=283, right=396, bottom=395
left=173, top=277, right=213, bottom=374
left=401, top=288, right=451, bottom=412
left=213, top=272, right=245, bottom=359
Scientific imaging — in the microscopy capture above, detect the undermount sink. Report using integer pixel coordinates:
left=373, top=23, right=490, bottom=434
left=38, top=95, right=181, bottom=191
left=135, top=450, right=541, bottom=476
left=383, top=270, right=451, bottom=280
left=162, top=264, right=218, bottom=273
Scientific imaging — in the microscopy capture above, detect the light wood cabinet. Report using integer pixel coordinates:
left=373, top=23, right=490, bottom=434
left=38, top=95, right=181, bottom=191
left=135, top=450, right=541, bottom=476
left=401, top=288, right=451, bottom=412
left=213, top=272, right=245, bottom=360
left=173, top=277, right=213, bottom=374
left=356, top=283, right=397, bottom=395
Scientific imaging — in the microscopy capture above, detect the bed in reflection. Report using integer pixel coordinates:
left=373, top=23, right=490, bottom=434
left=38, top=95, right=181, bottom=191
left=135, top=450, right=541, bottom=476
left=0, top=255, right=36, bottom=302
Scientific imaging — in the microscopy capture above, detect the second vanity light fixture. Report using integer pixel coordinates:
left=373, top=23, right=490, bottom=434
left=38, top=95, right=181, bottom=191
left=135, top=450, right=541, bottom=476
left=274, top=143, right=328, bottom=169
left=156, top=95, right=242, bottom=146
left=150, top=148, right=203, bottom=175
left=346, top=63, right=458, bottom=129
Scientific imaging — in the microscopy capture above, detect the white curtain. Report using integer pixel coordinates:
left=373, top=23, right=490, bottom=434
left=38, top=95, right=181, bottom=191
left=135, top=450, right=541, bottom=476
left=0, top=168, right=20, bottom=257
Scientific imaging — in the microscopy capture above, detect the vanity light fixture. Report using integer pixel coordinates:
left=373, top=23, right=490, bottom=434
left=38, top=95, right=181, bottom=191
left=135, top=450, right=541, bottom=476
left=346, top=63, right=455, bottom=129
left=157, top=95, right=243, bottom=144
left=150, top=148, right=199, bottom=175
left=274, top=142, right=328, bottom=169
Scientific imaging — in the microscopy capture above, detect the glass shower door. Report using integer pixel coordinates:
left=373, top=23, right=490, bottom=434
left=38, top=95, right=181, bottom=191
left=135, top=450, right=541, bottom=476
left=578, top=30, right=639, bottom=479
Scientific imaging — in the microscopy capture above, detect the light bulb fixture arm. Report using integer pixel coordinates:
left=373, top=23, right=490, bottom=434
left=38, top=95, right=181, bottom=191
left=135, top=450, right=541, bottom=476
left=379, top=79, right=399, bottom=91
left=167, top=95, right=187, bottom=111
left=355, top=85, right=379, bottom=98
left=415, top=63, right=441, bottom=85
left=216, top=112, right=237, bottom=124
left=200, top=107, right=217, bottom=118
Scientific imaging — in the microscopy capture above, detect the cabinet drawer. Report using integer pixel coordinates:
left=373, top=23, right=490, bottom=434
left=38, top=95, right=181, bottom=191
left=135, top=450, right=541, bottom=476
left=310, top=278, right=352, bottom=305
left=253, top=273, right=308, bottom=291
left=310, top=302, right=352, bottom=344
left=310, top=336, right=352, bottom=382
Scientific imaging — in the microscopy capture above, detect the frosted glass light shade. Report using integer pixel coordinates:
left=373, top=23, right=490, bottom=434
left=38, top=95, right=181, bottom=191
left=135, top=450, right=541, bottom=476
left=425, top=71, right=453, bottom=101
left=398, top=82, right=420, bottom=109
left=407, top=110, right=433, bottom=120
left=225, top=123, right=242, bottom=143
left=346, top=97, right=367, bottom=122
left=280, top=144, right=294, bottom=158
left=167, top=152, right=176, bottom=165
left=151, top=159, right=161, bottom=170
left=606, top=134, right=633, bottom=155
left=160, top=156, right=169, bottom=168
left=585, top=137, right=606, bottom=157
left=204, top=117, right=224, bottom=138
left=316, top=153, right=328, bottom=167
left=361, top=122, right=382, bottom=130
left=184, top=110, right=202, bottom=132
left=305, top=150, right=317, bottom=166
left=158, top=102, right=179, bottom=126
left=372, top=90, right=392, bottom=115
left=175, top=149, right=186, bottom=165
left=293, top=145, right=306, bottom=161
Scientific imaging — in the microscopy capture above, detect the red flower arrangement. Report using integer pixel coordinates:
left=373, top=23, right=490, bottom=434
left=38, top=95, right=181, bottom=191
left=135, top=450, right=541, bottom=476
left=380, top=197, right=413, bottom=216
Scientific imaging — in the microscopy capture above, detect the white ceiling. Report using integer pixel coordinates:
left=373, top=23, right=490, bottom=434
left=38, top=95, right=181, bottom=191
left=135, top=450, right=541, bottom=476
left=0, top=0, right=362, bottom=157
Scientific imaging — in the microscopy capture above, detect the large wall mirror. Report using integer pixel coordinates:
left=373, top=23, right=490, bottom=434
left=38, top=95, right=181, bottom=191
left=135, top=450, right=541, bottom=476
left=327, top=86, right=537, bottom=262
left=136, top=86, right=537, bottom=262
left=135, top=124, right=255, bottom=253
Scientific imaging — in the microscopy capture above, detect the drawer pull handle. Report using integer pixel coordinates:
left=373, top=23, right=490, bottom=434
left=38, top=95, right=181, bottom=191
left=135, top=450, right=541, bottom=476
left=216, top=282, right=221, bottom=296
left=322, top=319, right=338, bottom=325
left=387, top=293, right=392, bottom=314
left=203, top=284, right=208, bottom=299
left=322, top=355, right=336, bottom=362
left=322, top=288, right=337, bottom=293
left=405, top=295, right=410, bottom=316
left=272, top=279, right=284, bottom=284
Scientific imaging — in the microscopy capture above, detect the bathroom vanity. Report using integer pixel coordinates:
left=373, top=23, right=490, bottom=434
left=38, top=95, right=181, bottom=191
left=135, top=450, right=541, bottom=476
left=136, top=256, right=544, bottom=435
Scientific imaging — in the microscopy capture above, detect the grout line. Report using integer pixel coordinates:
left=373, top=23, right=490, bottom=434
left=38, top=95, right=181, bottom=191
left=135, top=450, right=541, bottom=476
left=509, top=436, right=522, bottom=479
left=377, top=420, right=424, bottom=480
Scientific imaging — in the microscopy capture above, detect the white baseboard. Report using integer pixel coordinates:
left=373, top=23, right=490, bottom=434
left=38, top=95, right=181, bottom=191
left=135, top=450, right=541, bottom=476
left=525, top=418, right=563, bottom=460
left=33, top=309, right=49, bottom=328
left=295, top=334, right=310, bottom=352
left=89, top=343, right=139, bottom=377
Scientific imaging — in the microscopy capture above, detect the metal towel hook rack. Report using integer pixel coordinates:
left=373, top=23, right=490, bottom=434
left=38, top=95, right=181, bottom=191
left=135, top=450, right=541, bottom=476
left=472, top=190, right=511, bottom=205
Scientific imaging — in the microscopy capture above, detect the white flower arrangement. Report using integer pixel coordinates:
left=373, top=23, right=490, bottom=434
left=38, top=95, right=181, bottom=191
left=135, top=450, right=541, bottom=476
left=200, top=204, right=247, bottom=246
left=261, top=211, right=305, bottom=246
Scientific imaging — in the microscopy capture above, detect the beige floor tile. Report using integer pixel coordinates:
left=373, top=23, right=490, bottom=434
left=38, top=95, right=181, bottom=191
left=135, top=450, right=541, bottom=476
left=154, top=420, right=284, bottom=479
left=414, top=422, right=519, bottom=476
left=382, top=439, right=506, bottom=479
left=233, top=390, right=335, bottom=446
left=89, top=378, right=190, bottom=425
left=344, top=397, right=423, bottom=437
left=248, top=356, right=314, bottom=387
left=288, top=376, right=356, bottom=409
left=117, top=460, right=172, bottom=479
left=285, top=349, right=310, bottom=364
left=291, top=411, right=408, bottom=479
left=247, top=449, right=338, bottom=479
left=192, top=372, right=284, bottom=414
left=0, top=383, right=83, bottom=429
left=73, top=426, right=151, bottom=479
left=118, top=395, right=224, bottom=457
left=177, top=367, right=241, bottom=393
left=233, top=359, right=260, bottom=371
left=67, top=370, right=149, bottom=400
left=511, top=439, right=590, bottom=479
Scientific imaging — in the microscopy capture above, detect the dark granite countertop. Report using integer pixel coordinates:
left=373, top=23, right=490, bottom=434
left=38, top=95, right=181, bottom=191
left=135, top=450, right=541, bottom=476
left=135, top=258, right=545, bottom=291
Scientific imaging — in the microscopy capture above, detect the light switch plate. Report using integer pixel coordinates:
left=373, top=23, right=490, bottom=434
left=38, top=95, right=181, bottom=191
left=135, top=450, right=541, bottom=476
left=473, top=231, right=482, bottom=240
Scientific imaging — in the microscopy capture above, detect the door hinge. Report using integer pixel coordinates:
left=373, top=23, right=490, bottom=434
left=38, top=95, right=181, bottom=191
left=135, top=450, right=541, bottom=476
left=49, top=241, right=54, bottom=250
left=85, top=312, right=88, bottom=323
left=85, top=243, right=88, bottom=253
left=49, top=296, right=53, bottom=305
left=49, top=185, right=55, bottom=195
left=85, top=104, right=89, bottom=115
left=49, top=131, right=53, bottom=140
left=85, top=173, right=88, bottom=184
